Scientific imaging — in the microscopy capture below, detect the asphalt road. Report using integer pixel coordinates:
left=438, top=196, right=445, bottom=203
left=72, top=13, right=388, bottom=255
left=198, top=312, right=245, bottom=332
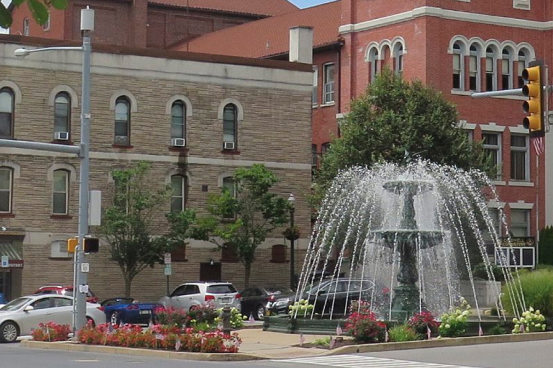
left=1, top=339, right=552, bottom=368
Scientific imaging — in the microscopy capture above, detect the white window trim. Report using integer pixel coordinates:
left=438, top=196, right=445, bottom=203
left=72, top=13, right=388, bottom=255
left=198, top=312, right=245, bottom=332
left=312, top=66, right=319, bottom=107
left=468, top=47, right=481, bottom=92
left=52, top=170, right=69, bottom=215
left=509, top=201, right=534, bottom=210
left=452, top=47, right=464, bottom=90
left=322, top=63, right=335, bottom=104
left=501, top=50, right=514, bottom=90
left=482, top=130, right=503, bottom=180
left=513, top=0, right=530, bottom=10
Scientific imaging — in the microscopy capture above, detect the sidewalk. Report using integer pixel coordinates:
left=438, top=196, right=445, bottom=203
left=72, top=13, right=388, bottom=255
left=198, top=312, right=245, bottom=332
left=19, top=327, right=553, bottom=361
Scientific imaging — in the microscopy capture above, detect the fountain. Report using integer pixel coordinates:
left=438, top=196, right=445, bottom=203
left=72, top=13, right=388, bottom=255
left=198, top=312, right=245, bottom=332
left=293, top=161, right=525, bottom=324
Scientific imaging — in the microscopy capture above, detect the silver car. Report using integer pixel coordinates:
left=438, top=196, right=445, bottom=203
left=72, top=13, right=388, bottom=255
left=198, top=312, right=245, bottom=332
left=0, top=294, right=106, bottom=343
left=160, top=282, right=241, bottom=311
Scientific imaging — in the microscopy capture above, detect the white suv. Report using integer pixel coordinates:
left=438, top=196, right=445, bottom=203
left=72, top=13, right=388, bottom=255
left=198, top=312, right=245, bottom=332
left=160, top=282, right=241, bottom=311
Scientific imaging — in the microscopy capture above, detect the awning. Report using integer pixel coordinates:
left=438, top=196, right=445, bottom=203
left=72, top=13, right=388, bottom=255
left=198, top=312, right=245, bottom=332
left=0, top=242, right=23, bottom=268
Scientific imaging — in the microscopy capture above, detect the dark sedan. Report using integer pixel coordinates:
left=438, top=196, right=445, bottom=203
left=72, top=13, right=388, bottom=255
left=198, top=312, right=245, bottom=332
left=240, top=286, right=294, bottom=320
left=100, top=297, right=161, bottom=325
left=303, top=278, right=375, bottom=316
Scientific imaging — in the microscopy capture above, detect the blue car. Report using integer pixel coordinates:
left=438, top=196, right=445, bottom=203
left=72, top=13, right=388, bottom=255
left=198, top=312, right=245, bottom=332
left=100, top=297, right=161, bottom=325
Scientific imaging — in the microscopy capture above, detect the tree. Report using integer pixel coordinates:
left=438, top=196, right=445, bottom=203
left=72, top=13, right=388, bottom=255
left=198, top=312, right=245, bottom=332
left=99, top=162, right=177, bottom=297
left=197, top=164, right=290, bottom=287
left=0, top=0, right=68, bottom=28
left=315, top=70, right=492, bottom=197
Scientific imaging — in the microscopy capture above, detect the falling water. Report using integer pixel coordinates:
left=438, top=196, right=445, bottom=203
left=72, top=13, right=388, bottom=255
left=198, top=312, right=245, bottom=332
left=295, top=160, right=525, bottom=322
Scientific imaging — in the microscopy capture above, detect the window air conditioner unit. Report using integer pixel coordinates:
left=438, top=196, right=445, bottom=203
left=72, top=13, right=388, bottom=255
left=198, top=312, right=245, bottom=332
left=171, top=138, right=186, bottom=147
left=54, top=131, right=69, bottom=141
left=223, top=141, right=235, bottom=150
left=114, top=135, right=129, bottom=145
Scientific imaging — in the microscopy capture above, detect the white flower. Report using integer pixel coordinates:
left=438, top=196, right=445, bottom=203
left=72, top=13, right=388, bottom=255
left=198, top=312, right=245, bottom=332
left=445, top=324, right=451, bottom=329
left=529, top=307, right=534, bottom=312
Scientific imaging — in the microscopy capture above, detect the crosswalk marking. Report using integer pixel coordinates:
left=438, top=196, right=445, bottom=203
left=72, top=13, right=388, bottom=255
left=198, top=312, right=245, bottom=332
left=273, top=355, right=479, bottom=368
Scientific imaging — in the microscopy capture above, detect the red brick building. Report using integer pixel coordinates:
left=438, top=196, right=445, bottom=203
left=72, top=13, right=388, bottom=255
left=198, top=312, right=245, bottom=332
left=9, top=0, right=297, bottom=48
left=178, top=0, right=550, bottom=242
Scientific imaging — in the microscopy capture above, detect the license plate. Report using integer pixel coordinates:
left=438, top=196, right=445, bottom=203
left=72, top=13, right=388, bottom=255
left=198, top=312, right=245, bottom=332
left=220, top=297, right=231, bottom=303
left=139, top=310, right=151, bottom=315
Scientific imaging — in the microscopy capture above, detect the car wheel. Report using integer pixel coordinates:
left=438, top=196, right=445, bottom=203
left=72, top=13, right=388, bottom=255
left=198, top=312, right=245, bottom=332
left=255, top=305, right=265, bottom=320
left=0, top=321, right=19, bottom=343
left=110, top=312, right=120, bottom=325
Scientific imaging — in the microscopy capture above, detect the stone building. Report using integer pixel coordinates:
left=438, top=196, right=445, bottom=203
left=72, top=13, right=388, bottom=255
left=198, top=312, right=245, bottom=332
left=0, top=34, right=312, bottom=301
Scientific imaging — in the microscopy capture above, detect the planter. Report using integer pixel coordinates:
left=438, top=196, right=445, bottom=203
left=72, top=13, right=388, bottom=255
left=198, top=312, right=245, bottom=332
left=264, top=315, right=346, bottom=335
left=460, top=280, right=502, bottom=307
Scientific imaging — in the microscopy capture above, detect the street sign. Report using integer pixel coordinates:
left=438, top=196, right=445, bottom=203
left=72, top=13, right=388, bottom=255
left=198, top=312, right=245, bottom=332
left=1, top=256, right=8, bottom=268
left=81, top=263, right=90, bottom=273
left=164, top=252, right=171, bottom=265
left=164, top=264, right=172, bottom=276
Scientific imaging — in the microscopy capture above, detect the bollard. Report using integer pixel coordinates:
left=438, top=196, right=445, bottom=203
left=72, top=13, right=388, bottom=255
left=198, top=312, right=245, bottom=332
left=221, top=306, right=232, bottom=335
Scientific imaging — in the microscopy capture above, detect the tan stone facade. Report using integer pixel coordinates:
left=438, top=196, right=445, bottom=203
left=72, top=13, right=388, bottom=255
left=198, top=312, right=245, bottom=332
left=0, top=37, right=312, bottom=302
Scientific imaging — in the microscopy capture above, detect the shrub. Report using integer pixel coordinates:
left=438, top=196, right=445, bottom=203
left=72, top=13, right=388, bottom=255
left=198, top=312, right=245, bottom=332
left=288, top=299, right=314, bottom=317
left=472, top=262, right=505, bottom=281
left=512, top=307, right=546, bottom=333
left=154, top=306, right=188, bottom=327
left=214, top=307, right=246, bottom=329
left=32, top=322, right=71, bottom=342
left=438, top=299, right=471, bottom=337
left=501, top=269, right=553, bottom=319
left=408, top=311, right=439, bottom=338
left=388, top=324, right=420, bottom=342
left=488, top=324, right=506, bottom=335
left=344, top=301, right=386, bottom=343
left=187, top=304, right=218, bottom=326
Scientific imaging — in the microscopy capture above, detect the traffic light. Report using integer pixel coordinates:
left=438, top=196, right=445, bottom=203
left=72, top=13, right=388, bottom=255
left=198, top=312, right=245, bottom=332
left=67, top=237, right=78, bottom=253
left=83, top=237, right=99, bottom=253
left=522, top=61, right=545, bottom=137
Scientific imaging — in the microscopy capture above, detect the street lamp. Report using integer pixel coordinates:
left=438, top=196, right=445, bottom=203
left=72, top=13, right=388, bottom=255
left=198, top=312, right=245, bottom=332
left=13, top=7, right=94, bottom=333
left=288, top=193, right=295, bottom=289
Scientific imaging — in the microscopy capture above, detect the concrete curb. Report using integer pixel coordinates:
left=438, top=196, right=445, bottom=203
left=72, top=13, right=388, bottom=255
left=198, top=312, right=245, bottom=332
left=20, top=331, right=553, bottom=361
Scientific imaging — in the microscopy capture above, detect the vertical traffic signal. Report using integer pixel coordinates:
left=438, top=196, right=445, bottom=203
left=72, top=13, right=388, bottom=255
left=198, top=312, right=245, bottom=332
left=522, top=61, right=545, bottom=137
left=83, top=237, right=99, bottom=253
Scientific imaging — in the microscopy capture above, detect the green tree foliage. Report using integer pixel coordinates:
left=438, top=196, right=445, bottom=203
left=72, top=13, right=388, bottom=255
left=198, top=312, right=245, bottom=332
left=197, top=164, right=290, bottom=287
left=99, top=162, right=178, bottom=296
left=539, top=226, right=553, bottom=265
left=314, top=70, right=492, bottom=198
left=0, top=0, right=68, bottom=28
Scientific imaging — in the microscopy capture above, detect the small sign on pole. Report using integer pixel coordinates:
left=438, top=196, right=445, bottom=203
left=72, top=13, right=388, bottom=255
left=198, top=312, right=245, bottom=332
left=164, top=252, right=171, bottom=265
left=1, top=256, right=8, bottom=268
left=164, top=264, right=172, bottom=276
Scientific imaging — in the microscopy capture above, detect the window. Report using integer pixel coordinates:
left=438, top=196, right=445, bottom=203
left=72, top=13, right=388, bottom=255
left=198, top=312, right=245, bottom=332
left=223, top=104, right=237, bottom=148
left=54, top=92, right=70, bottom=138
left=323, top=63, right=335, bottom=104
left=482, top=133, right=502, bottom=179
left=510, top=135, right=528, bottom=181
left=221, top=244, right=239, bottom=262
left=0, top=167, right=12, bottom=213
left=501, top=49, right=513, bottom=90
left=0, top=88, right=14, bottom=139
left=271, top=244, right=286, bottom=263
left=485, top=47, right=496, bottom=91
left=171, top=246, right=187, bottom=262
left=368, top=48, right=379, bottom=83
left=114, top=96, right=130, bottom=145
left=312, top=66, right=318, bottom=106
left=517, top=50, right=529, bottom=88
left=222, top=176, right=236, bottom=219
left=452, top=43, right=463, bottom=89
left=171, top=175, right=187, bottom=213
left=510, top=209, right=529, bottom=237
left=171, top=100, right=186, bottom=140
left=23, top=18, right=30, bottom=36
left=53, top=170, right=69, bottom=215
left=311, top=144, right=318, bottom=168
left=469, top=45, right=479, bottom=91
left=321, top=142, right=331, bottom=155
left=393, top=44, right=404, bottom=75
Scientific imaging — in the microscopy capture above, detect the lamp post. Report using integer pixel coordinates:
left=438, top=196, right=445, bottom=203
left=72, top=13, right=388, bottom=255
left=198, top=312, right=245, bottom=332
left=288, top=193, right=295, bottom=289
left=13, top=7, right=94, bottom=333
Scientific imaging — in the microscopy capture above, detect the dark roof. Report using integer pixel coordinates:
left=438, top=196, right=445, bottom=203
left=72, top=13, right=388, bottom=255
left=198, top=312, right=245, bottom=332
left=172, top=1, right=342, bottom=58
left=0, top=34, right=312, bottom=72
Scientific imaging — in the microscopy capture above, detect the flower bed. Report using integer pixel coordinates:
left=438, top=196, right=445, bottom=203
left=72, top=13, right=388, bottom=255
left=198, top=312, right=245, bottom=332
left=32, top=322, right=72, bottom=342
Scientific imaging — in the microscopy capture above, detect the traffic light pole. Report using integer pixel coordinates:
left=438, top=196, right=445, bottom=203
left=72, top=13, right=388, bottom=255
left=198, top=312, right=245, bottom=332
left=471, top=88, right=524, bottom=98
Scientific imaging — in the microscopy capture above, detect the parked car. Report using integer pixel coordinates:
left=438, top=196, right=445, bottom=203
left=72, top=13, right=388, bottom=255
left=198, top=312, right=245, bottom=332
left=0, top=294, right=105, bottom=343
left=100, top=297, right=162, bottom=325
left=159, top=281, right=241, bottom=311
left=302, top=278, right=375, bottom=316
left=240, top=286, right=294, bottom=320
left=34, top=284, right=99, bottom=303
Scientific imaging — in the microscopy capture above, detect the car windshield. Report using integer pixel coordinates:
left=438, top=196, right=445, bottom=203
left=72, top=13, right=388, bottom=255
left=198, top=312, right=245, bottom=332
left=265, top=287, right=293, bottom=295
left=207, top=284, right=236, bottom=294
left=0, top=297, right=31, bottom=311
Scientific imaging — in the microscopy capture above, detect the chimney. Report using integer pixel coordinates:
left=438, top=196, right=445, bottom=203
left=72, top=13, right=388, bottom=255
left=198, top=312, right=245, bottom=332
left=289, top=26, right=313, bottom=64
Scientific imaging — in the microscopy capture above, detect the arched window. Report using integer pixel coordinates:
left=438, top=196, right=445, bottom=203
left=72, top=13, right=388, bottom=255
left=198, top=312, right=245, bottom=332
left=54, top=92, right=71, bottom=140
left=368, top=48, right=379, bottom=83
left=501, top=48, right=513, bottom=90
left=469, top=44, right=480, bottom=91
left=485, top=47, right=497, bottom=91
left=53, top=170, right=69, bottom=215
left=517, top=49, right=530, bottom=88
left=222, top=176, right=236, bottom=219
left=171, top=100, right=186, bottom=142
left=170, top=174, right=187, bottom=213
left=0, top=167, right=13, bottom=213
left=0, top=88, right=14, bottom=139
left=223, top=104, right=237, bottom=150
left=114, top=96, right=130, bottom=146
left=393, top=44, right=404, bottom=75
left=452, top=43, right=463, bottom=90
